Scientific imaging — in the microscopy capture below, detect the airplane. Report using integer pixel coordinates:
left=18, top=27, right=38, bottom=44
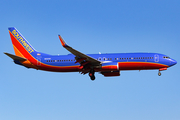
left=4, top=27, right=177, bottom=80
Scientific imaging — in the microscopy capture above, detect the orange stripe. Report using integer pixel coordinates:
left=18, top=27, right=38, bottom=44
left=13, top=44, right=38, bottom=69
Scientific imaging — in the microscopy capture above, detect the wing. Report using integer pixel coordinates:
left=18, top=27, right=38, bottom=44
left=58, top=35, right=101, bottom=70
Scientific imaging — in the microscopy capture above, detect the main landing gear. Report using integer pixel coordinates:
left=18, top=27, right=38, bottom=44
left=89, top=69, right=95, bottom=81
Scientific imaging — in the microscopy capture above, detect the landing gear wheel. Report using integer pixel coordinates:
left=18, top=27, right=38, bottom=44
left=158, top=71, right=161, bottom=76
left=89, top=69, right=95, bottom=81
left=90, top=75, right=95, bottom=80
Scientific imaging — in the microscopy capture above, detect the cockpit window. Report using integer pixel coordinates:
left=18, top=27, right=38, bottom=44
left=163, top=56, right=170, bottom=59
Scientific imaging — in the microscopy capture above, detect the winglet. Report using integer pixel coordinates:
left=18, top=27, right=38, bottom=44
left=58, top=35, right=68, bottom=47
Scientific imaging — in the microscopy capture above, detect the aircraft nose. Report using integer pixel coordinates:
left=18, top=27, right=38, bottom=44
left=170, top=59, right=177, bottom=66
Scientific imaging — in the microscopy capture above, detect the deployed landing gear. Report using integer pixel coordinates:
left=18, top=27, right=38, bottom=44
left=89, top=69, right=95, bottom=80
left=158, top=71, right=161, bottom=76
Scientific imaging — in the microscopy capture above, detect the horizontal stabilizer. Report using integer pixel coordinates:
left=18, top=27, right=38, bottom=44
left=4, top=52, right=27, bottom=61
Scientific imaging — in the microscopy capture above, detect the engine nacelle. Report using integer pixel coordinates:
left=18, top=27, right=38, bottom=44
left=101, top=71, right=120, bottom=77
left=101, top=62, right=119, bottom=71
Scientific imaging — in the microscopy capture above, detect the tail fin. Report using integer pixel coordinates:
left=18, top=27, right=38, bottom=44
left=8, top=27, right=37, bottom=58
left=7, top=27, right=39, bottom=69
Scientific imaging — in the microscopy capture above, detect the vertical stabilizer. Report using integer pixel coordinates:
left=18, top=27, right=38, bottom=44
left=8, top=27, right=37, bottom=58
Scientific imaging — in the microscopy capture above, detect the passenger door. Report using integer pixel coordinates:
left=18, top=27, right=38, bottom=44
left=154, top=54, right=159, bottom=62
left=37, top=53, right=41, bottom=66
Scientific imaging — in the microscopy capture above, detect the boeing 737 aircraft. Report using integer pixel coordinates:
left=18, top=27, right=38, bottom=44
left=5, top=27, right=177, bottom=80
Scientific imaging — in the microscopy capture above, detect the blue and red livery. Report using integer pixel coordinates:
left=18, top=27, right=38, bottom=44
left=4, top=27, right=177, bottom=80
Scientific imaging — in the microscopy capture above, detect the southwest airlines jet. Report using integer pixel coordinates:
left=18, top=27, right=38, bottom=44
left=5, top=27, right=177, bottom=80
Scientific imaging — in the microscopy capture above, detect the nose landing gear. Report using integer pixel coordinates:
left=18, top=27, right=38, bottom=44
left=158, top=68, right=167, bottom=76
left=89, top=69, right=95, bottom=80
left=158, top=71, right=161, bottom=76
